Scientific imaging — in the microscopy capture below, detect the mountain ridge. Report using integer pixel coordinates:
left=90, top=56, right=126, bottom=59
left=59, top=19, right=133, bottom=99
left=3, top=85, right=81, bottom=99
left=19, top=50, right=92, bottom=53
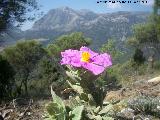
left=24, top=7, right=149, bottom=49
left=0, top=7, right=150, bottom=50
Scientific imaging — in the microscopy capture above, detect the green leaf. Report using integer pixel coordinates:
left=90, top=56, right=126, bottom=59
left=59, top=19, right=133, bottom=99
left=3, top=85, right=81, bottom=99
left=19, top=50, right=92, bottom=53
left=71, top=105, right=84, bottom=120
left=93, top=115, right=102, bottom=120
left=45, top=103, right=58, bottom=120
left=102, top=116, right=114, bottom=120
left=87, top=114, right=102, bottom=120
left=66, top=69, right=81, bottom=82
left=98, top=104, right=113, bottom=115
left=51, top=87, right=66, bottom=110
left=46, top=87, right=66, bottom=120
left=80, top=93, right=89, bottom=102
left=67, top=80, right=84, bottom=94
left=94, top=106, right=101, bottom=114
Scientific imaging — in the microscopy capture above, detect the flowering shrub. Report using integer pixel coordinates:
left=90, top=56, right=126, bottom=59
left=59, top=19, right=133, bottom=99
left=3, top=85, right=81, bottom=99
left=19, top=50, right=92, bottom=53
left=45, top=46, right=113, bottom=120
left=61, top=46, right=112, bottom=75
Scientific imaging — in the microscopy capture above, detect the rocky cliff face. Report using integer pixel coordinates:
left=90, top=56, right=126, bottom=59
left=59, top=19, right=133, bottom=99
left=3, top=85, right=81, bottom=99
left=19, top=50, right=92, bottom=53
left=0, top=7, right=150, bottom=50
left=24, top=7, right=149, bottom=48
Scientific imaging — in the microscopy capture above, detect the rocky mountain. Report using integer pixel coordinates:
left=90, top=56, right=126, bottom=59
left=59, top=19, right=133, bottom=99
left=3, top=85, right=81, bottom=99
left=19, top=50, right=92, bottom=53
left=24, top=7, right=149, bottom=49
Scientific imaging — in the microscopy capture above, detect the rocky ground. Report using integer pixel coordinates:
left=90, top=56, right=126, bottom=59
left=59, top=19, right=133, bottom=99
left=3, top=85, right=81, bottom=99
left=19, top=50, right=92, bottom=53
left=105, top=75, right=160, bottom=102
left=0, top=99, right=49, bottom=120
left=0, top=75, right=160, bottom=120
left=104, top=75, right=160, bottom=120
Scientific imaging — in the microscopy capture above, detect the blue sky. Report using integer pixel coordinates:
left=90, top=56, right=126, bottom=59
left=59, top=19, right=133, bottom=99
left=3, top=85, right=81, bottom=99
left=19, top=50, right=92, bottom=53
left=21, top=0, right=154, bottom=30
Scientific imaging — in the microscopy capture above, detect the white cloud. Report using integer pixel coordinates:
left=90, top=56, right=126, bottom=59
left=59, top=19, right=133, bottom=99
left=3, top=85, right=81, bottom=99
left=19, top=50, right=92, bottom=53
left=140, top=0, right=154, bottom=6
left=106, top=2, right=121, bottom=9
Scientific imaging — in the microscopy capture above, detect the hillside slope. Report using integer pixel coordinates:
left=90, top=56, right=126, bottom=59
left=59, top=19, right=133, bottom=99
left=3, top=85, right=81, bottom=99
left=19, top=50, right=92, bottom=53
left=25, top=7, right=149, bottom=49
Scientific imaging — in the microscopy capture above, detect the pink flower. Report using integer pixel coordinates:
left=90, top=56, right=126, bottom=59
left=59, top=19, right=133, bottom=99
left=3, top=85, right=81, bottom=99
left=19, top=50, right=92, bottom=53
left=60, top=46, right=112, bottom=75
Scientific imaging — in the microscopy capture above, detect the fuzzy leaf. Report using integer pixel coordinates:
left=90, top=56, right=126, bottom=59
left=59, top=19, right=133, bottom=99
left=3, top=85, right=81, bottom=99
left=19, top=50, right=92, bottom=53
left=67, top=80, right=84, bottom=94
left=102, top=116, right=114, bottom=120
left=47, top=87, right=66, bottom=120
left=66, top=70, right=81, bottom=82
left=71, top=105, right=84, bottom=120
left=87, top=114, right=102, bottom=120
left=98, top=104, right=113, bottom=115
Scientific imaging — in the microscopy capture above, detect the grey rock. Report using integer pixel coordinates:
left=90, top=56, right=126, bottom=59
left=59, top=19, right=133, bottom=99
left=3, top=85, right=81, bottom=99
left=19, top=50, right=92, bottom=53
left=117, top=108, right=135, bottom=119
left=133, top=114, right=153, bottom=120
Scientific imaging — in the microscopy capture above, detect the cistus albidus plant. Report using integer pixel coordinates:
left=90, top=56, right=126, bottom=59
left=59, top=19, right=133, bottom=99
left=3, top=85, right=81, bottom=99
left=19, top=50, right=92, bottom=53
left=45, top=46, right=113, bottom=120
left=60, top=46, right=112, bottom=75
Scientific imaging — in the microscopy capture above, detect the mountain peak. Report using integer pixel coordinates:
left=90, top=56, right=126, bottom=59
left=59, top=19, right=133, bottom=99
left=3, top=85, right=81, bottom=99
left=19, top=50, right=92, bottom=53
left=29, top=7, right=149, bottom=49
left=57, top=6, right=75, bottom=12
left=79, top=9, right=94, bottom=13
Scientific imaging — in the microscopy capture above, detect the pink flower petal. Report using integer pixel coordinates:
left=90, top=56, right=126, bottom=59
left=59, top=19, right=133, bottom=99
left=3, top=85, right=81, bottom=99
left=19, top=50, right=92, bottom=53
left=82, top=62, right=105, bottom=75
left=80, top=46, right=98, bottom=58
left=60, top=46, right=112, bottom=75
left=92, top=53, right=112, bottom=68
left=60, top=49, right=81, bottom=67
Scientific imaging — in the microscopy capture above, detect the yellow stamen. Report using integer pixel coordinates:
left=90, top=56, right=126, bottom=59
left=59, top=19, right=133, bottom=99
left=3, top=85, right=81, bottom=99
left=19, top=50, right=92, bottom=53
left=81, top=52, right=91, bottom=62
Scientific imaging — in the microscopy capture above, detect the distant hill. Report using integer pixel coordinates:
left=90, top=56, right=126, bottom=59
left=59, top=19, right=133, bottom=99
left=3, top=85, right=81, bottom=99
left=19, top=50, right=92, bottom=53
left=0, top=28, right=24, bottom=51
left=0, top=7, right=150, bottom=50
left=24, top=7, right=150, bottom=49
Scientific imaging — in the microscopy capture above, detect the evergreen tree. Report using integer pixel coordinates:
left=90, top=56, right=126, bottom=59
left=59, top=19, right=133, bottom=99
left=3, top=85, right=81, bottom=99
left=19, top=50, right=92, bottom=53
left=0, top=0, right=38, bottom=31
left=0, top=55, right=15, bottom=99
